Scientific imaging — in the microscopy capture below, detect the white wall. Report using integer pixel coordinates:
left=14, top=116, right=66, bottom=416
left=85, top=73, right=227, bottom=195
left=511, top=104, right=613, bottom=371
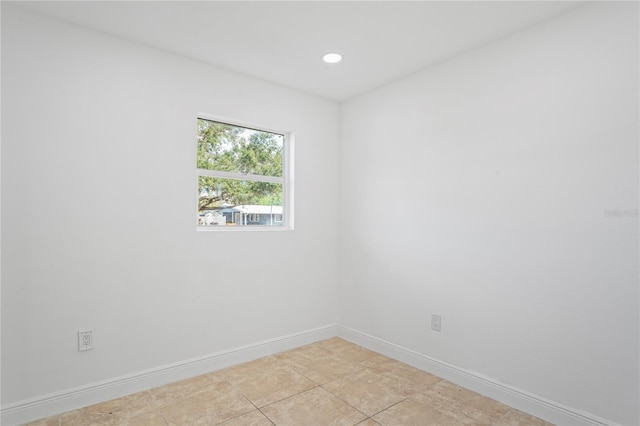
left=2, top=2, right=639, bottom=425
left=1, top=3, right=339, bottom=406
left=339, top=2, right=638, bottom=425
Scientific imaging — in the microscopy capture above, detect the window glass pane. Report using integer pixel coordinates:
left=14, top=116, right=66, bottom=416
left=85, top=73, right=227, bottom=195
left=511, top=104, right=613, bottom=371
left=198, top=176, right=283, bottom=226
left=197, top=119, right=283, bottom=177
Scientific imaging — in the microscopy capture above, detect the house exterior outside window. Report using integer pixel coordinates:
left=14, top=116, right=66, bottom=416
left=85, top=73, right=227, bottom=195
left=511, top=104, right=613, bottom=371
left=196, top=116, right=293, bottom=230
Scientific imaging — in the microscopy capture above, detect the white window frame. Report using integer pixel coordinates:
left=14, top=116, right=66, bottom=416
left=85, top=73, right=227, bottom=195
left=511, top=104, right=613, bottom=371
left=196, top=114, right=294, bottom=231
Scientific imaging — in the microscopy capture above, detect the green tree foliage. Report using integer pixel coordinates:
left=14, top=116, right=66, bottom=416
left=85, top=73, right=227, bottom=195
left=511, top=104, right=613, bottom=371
left=197, top=119, right=283, bottom=211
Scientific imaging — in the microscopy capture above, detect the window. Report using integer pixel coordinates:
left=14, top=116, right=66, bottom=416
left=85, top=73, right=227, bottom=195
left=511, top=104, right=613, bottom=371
left=197, top=116, right=292, bottom=229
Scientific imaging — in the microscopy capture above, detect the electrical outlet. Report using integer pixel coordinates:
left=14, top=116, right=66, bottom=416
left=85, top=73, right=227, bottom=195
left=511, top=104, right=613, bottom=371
left=78, top=330, right=94, bottom=351
left=431, top=314, right=442, bottom=332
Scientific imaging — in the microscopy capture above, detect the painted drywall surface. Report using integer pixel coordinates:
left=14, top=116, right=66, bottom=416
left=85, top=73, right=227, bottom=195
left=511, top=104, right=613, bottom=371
left=1, top=5, right=340, bottom=404
left=339, top=2, right=638, bottom=424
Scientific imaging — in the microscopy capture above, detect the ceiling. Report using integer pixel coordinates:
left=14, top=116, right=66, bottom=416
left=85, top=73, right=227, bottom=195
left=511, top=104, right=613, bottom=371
left=14, top=1, right=584, bottom=102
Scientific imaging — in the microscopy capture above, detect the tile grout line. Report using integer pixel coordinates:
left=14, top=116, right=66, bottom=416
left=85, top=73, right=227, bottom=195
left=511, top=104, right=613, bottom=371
left=24, top=338, right=555, bottom=426
left=367, top=397, right=410, bottom=420
left=230, top=388, right=271, bottom=425
left=233, top=382, right=323, bottom=426
left=318, top=383, right=370, bottom=420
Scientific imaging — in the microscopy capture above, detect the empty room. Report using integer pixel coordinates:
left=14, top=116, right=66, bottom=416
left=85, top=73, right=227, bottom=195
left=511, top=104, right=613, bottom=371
left=1, top=1, right=638, bottom=425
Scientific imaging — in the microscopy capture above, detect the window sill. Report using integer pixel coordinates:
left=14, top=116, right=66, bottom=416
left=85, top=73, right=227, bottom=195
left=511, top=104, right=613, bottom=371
left=196, top=225, right=293, bottom=232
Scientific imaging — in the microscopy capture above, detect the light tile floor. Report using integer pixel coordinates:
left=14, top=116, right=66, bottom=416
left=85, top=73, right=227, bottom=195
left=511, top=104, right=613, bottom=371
left=26, top=338, right=554, bottom=426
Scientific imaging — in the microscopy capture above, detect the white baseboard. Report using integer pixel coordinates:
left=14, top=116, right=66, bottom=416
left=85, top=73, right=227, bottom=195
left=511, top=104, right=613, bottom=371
left=2, top=324, right=618, bottom=426
left=1, top=324, right=339, bottom=426
left=337, top=325, right=616, bottom=426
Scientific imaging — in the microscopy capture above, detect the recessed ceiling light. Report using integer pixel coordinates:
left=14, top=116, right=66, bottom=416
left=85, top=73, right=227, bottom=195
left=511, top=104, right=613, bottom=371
left=322, top=53, right=342, bottom=64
